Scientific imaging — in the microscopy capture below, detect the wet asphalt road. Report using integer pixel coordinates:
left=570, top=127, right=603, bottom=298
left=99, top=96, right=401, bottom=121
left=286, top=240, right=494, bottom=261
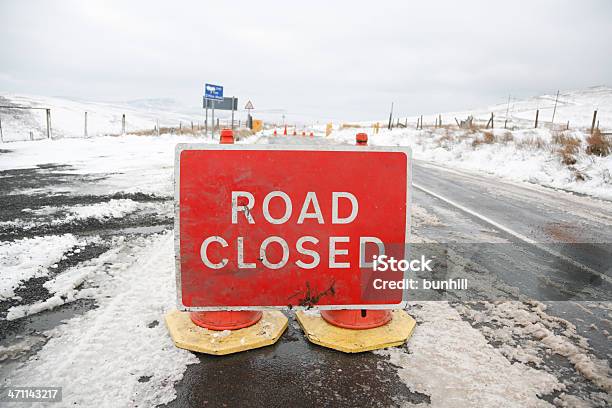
left=162, top=135, right=611, bottom=407
left=1, top=134, right=610, bottom=406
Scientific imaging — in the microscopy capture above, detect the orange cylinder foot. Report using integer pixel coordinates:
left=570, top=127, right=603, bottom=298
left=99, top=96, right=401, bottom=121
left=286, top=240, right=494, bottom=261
left=190, top=311, right=263, bottom=330
left=320, top=309, right=392, bottom=329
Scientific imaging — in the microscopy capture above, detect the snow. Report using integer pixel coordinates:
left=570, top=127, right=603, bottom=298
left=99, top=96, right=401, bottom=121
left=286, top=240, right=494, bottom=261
left=345, top=85, right=612, bottom=133
left=4, top=232, right=199, bottom=407
left=0, top=94, right=208, bottom=141
left=325, top=86, right=612, bottom=200
left=1, top=89, right=610, bottom=405
left=376, top=301, right=563, bottom=407
left=329, top=125, right=612, bottom=200
left=0, top=134, right=217, bottom=196
left=0, top=234, right=80, bottom=299
left=455, top=301, right=612, bottom=401
left=1, top=199, right=161, bottom=234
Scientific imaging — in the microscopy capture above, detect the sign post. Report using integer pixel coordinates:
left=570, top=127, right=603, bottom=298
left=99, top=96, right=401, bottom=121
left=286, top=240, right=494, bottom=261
left=204, top=83, right=224, bottom=138
left=245, top=100, right=254, bottom=129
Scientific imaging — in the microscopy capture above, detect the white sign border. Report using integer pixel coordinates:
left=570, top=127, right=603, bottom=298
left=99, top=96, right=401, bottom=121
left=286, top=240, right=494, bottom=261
left=174, top=143, right=412, bottom=311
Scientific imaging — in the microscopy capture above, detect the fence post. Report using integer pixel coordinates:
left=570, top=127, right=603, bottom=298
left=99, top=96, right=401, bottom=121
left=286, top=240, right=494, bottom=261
left=156, top=119, right=160, bottom=137
left=122, top=114, right=126, bottom=135
left=179, top=122, right=182, bottom=134
left=534, top=109, right=539, bottom=129
left=566, top=121, right=569, bottom=130
left=491, top=112, right=494, bottom=129
left=84, top=111, right=88, bottom=138
left=0, top=114, right=3, bottom=143
left=420, top=115, right=423, bottom=129
left=590, top=110, right=597, bottom=134
left=46, top=109, right=52, bottom=139
left=551, top=90, right=559, bottom=127
left=231, top=96, right=236, bottom=130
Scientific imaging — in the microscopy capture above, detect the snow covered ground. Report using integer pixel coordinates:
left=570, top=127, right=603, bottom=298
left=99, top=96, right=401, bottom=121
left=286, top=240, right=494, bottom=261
left=329, top=125, right=612, bottom=200
left=0, top=94, right=241, bottom=141
left=1, top=90, right=610, bottom=407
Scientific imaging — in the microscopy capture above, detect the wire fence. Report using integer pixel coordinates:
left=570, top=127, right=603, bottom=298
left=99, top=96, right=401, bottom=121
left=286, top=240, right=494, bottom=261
left=0, top=106, right=250, bottom=143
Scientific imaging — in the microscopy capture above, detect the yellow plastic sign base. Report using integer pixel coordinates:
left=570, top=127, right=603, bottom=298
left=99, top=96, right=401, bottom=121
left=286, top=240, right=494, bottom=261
left=165, top=309, right=288, bottom=355
left=296, top=310, right=416, bottom=353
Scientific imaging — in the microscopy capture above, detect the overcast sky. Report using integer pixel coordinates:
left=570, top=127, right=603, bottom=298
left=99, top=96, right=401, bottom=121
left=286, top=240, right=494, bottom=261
left=1, top=0, right=611, bottom=122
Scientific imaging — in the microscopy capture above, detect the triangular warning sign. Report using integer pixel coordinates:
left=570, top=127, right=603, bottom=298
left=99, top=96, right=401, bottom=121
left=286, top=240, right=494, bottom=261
left=244, top=100, right=254, bottom=110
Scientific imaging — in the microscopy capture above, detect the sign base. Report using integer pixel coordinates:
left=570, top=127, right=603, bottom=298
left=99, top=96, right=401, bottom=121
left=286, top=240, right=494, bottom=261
left=165, top=309, right=287, bottom=355
left=296, top=310, right=415, bottom=353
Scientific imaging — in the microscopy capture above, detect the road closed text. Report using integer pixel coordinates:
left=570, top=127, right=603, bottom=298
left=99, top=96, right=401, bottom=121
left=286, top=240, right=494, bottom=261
left=199, top=191, right=385, bottom=270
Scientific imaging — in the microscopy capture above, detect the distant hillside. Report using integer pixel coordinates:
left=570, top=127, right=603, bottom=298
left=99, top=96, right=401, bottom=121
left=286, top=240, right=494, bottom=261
left=361, top=86, right=611, bottom=132
left=0, top=94, right=228, bottom=141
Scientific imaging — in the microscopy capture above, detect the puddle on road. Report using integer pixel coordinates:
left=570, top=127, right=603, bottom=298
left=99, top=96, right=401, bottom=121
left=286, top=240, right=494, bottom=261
left=0, top=298, right=97, bottom=382
left=163, top=315, right=430, bottom=408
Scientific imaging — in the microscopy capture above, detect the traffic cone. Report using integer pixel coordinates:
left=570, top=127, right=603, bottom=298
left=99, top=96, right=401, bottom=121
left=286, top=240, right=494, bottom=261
left=309, top=132, right=314, bottom=138
left=274, top=129, right=277, bottom=136
left=302, top=131, right=306, bottom=136
left=165, top=128, right=289, bottom=355
left=295, top=131, right=415, bottom=352
left=284, top=125, right=288, bottom=136
left=293, top=129, right=297, bottom=136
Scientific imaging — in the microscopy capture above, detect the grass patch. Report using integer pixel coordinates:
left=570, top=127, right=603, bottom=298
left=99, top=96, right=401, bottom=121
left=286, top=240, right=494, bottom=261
left=586, top=128, right=611, bottom=157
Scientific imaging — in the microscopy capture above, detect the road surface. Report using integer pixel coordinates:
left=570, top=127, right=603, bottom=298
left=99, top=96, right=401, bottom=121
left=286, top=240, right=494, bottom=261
left=1, top=133, right=610, bottom=407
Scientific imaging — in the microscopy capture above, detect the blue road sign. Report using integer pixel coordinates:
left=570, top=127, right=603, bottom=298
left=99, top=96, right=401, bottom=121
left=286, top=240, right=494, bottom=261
left=204, top=83, right=224, bottom=101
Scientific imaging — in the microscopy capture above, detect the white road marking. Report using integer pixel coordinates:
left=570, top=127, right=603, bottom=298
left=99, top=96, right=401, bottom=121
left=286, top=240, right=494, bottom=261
left=412, top=182, right=612, bottom=285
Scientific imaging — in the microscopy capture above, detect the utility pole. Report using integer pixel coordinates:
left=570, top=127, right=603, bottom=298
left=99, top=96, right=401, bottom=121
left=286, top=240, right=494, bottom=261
left=387, top=102, right=394, bottom=130
left=551, top=90, right=559, bottom=127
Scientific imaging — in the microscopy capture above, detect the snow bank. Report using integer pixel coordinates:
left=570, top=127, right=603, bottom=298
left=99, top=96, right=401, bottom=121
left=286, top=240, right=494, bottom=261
left=0, top=234, right=80, bottom=299
left=4, top=232, right=199, bottom=407
left=376, top=301, right=563, bottom=407
left=0, top=94, right=207, bottom=141
left=329, top=126, right=612, bottom=200
left=0, top=134, right=217, bottom=196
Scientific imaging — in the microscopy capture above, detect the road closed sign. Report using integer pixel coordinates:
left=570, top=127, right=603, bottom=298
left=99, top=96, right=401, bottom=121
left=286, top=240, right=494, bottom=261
left=175, top=145, right=411, bottom=310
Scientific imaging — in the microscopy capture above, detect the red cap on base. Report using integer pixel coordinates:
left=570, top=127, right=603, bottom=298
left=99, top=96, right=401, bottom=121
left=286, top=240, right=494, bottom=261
left=220, top=128, right=234, bottom=144
left=356, top=132, right=368, bottom=145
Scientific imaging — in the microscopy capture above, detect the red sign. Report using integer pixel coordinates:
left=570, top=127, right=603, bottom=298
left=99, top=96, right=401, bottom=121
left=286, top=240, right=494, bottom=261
left=175, top=145, right=410, bottom=310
